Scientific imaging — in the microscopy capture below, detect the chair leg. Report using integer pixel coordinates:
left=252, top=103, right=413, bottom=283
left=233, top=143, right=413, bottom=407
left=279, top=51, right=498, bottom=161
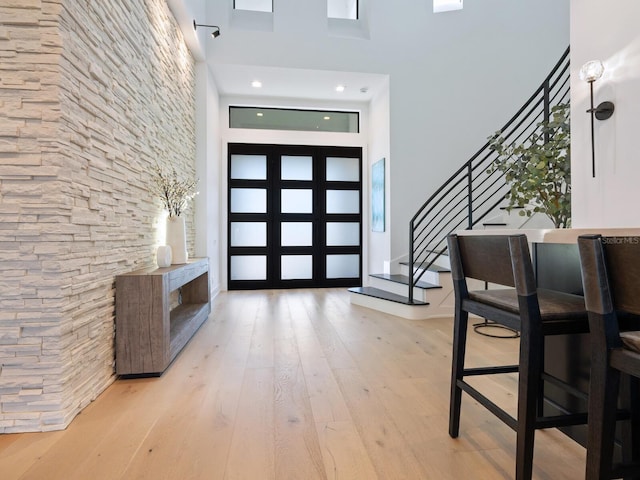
left=586, top=360, right=620, bottom=480
left=537, top=338, right=546, bottom=418
left=619, top=374, right=635, bottom=480
left=449, top=306, right=469, bottom=438
left=515, top=318, right=542, bottom=480
left=622, top=375, right=640, bottom=480
left=630, top=376, right=640, bottom=477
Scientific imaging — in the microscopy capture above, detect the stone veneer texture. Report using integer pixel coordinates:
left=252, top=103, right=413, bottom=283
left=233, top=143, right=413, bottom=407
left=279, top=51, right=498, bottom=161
left=0, top=0, right=196, bottom=432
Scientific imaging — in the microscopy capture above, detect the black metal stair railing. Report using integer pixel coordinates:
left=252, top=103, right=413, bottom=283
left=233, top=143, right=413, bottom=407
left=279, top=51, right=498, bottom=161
left=408, top=47, right=570, bottom=303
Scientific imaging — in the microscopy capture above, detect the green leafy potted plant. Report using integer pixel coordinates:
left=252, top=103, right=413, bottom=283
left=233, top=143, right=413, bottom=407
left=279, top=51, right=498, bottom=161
left=487, top=102, right=570, bottom=228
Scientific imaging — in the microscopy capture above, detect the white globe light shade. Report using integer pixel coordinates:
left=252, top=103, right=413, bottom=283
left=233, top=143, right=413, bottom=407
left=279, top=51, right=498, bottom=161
left=580, top=60, right=605, bottom=82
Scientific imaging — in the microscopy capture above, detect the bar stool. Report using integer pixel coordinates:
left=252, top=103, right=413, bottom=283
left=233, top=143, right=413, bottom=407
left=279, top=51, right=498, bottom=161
left=447, top=233, right=590, bottom=480
left=578, top=234, right=640, bottom=480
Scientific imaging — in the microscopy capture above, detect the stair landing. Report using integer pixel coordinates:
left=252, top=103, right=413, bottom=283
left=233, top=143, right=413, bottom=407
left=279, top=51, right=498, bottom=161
left=348, top=286, right=428, bottom=306
left=348, top=286, right=441, bottom=320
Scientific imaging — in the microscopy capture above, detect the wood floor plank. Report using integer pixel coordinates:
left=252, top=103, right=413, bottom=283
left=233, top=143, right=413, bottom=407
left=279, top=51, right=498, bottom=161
left=273, top=336, right=327, bottom=480
left=224, top=367, right=275, bottom=480
left=288, top=292, right=353, bottom=424
left=316, top=420, right=379, bottom=480
left=117, top=319, right=250, bottom=479
left=332, top=367, right=432, bottom=479
left=157, top=293, right=259, bottom=480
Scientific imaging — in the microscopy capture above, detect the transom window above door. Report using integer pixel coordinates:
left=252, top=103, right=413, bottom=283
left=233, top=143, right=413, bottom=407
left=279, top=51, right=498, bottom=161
left=229, top=107, right=359, bottom=133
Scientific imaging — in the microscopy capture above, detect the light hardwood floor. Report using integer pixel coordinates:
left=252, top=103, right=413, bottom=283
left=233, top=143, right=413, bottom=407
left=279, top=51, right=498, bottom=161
left=0, top=288, right=585, bottom=479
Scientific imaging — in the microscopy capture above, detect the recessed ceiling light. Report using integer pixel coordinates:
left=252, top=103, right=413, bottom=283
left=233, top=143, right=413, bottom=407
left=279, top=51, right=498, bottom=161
left=323, top=116, right=331, bottom=120
left=335, top=85, right=345, bottom=93
left=251, top=80, right=262, bottom=88
left=256, top=112, right=263, bottom=117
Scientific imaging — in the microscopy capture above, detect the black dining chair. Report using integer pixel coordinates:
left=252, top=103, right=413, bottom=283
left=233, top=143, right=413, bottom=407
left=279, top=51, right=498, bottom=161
left=578, top=234, right=640, bottom=480
left=448, top=233, right=590, bottom=480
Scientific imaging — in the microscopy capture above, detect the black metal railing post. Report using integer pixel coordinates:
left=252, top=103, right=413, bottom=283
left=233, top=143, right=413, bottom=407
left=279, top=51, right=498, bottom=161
left=408, top=220, right=415, bottom=303
left=467, top=163, right=473, bottom=230
left=543, top=80, right=551, bottom=144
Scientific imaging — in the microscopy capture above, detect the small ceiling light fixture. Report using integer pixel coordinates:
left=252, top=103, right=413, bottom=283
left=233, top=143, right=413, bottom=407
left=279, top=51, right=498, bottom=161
left=335, top=85, right=345, bottom=93
left=256, top=112, right=263, bottom=117
left=193, top=20, right=221, bottom=38
left=579, top=60, right=615, bottom=177
left=323, top=116, right=331, bottom=120
left=251, top=80, right=262, bottom=88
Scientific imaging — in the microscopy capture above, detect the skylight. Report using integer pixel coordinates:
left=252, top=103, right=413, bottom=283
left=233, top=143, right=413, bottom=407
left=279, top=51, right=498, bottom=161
left=433, top=0, right=463, bottom=13
left=234, top=0, right=273, bottom=13
left=328, top=0, right=358, bottom=20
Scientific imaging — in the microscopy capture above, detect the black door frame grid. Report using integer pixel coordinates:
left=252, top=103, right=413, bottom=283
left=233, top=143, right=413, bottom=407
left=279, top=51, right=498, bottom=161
left=228, top=143, right=362, bottom=290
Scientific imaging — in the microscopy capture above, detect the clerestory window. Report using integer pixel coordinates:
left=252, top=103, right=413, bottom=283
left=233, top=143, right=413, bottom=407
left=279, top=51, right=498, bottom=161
left=328, top=0, right=358, bottom=20
left=433, top=0, right=463, bottom=13
left=234, top=0, right=273, bottom=13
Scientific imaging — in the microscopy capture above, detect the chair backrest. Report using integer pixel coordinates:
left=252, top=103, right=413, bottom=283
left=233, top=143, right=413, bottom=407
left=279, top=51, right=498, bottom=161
left=447, top=234, right=536, bottom=296
left=578, top=235, right=640, bottom=317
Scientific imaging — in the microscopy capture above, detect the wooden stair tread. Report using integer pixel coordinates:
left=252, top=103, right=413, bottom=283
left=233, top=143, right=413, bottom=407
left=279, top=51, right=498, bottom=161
left=482, top=222, right=508, bottom=226
left=369, top=273, right=441, bottom=290
left=348, top=287, right=428, bottom=306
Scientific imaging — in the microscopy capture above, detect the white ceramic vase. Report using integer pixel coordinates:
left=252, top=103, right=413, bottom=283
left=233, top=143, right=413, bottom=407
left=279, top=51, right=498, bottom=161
left=156, top=245, right=172, bottom=268
left=166, top=215, right=188, bottom=264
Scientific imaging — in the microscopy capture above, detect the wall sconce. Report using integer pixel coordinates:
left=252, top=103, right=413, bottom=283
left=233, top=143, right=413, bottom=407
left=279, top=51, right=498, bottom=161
left=579, top=60, right=615, bottom=177
left=193, top=20, right=221, bottom=38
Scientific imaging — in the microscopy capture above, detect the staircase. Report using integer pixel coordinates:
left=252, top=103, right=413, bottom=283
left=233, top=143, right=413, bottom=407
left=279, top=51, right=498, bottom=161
left=350, top=47, right=570, bottom=319
left=350, top=244, right=457, bottom=320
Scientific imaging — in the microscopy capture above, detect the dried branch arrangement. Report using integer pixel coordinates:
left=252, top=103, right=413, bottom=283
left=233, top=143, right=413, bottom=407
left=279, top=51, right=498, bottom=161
left=150, top=164, right=198, bottom=218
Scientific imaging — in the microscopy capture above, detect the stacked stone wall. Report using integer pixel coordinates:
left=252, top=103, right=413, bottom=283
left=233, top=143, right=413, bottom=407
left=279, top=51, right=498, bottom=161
left=0, top=0, right=195, bottom=432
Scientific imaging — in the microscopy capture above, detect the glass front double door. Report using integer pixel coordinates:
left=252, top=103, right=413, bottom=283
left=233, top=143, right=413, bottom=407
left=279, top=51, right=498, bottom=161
left=228, top=144, right=362, bottom=290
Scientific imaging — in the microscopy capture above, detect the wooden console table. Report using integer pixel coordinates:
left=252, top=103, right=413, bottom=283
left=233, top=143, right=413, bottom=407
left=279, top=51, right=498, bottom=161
left=115, top=258, right=211, bottom=376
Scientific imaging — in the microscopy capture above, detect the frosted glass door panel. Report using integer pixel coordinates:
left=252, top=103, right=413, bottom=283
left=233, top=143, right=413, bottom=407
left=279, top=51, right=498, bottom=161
left=231, top=188, right=266, bottom=213
left=281, top=156, right=313, bottom=180
left=231, top=155, right=266, bottom=180
left=281, top=189, right=312, bottom=213
left=281, top=255, right=313, bottom=280
left=326, top=190, right=359, bottom=214
left=326, top=254, right=359, bottom=278
left=231, top=256, right=267, bottom=280
left=231, top=222, right=266, bottom=247
left=326, top=222, right=359, bottom=246
left=281, top=222, right=312, bottom=246
left=326, top=157, right=359, bottom=182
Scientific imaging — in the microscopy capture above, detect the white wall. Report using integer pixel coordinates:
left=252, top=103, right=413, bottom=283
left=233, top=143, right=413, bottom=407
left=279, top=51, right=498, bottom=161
left=570, top=0, right=640, bottom=227
left=194, top=63, right=222, bottom=294
left=367, top=81, right=391, bottom=274
left=203, top=0, right=569, bottom=264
